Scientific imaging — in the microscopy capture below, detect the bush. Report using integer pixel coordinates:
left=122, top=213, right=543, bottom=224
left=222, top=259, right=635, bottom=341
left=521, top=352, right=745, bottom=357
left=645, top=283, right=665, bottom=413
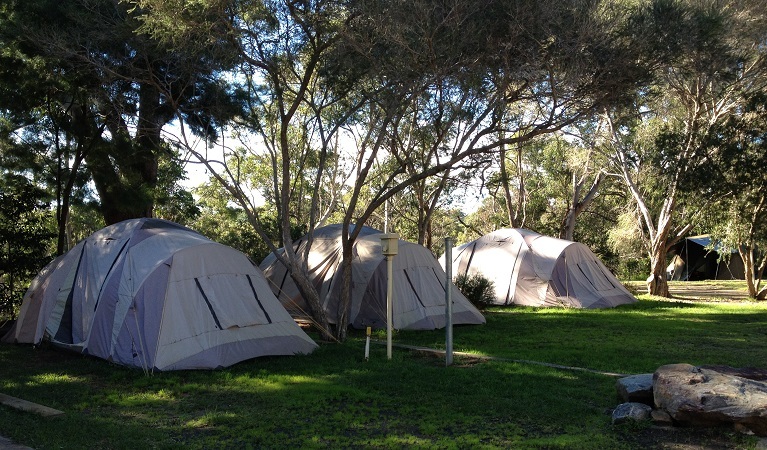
left=453, top=273, right=495, bottom=310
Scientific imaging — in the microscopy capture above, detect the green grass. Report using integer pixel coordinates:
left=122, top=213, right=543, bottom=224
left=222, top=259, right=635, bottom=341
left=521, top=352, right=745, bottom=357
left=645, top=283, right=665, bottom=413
left=400, top=297, right=767, bottom=375
left=1, top=296, right=766, bottom=449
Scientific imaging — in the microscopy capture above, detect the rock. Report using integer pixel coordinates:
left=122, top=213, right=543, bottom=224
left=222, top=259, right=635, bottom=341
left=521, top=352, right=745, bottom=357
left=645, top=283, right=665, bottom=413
left=700, top=365, right=767, bottom=381
left=616, top=373, right=654, bottom=405
left=654, top=363, right=767, bottom=436
left=612, top=402, right=653, bottom=424
left=650, top=409, right=674, bottom=426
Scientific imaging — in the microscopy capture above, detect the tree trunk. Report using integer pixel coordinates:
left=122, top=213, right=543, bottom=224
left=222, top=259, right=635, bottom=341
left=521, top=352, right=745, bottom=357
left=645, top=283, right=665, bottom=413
left=741, top=245, right=767, bottom=300
left=560, top=171, right=604, bottom=241
left=646, top=207, right=674, bottom=297
left=288, top=258, right=335, bottom=341
left=499, top=142, right=517, bottom=228
left=335, top=226, right=355, bottom=341
left=741, top=246, right=758, bottom=298
left=514, top=145, right=526, bottom=228
left=647, top=247, right=670, bottom=298
left=88, top=82, right=164, bottom=225
left=757, top=254, right=767, bottom=301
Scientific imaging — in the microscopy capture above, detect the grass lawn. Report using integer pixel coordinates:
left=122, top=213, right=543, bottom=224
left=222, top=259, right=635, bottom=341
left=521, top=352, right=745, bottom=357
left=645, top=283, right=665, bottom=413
left=1, top=289, right=766, bottom=449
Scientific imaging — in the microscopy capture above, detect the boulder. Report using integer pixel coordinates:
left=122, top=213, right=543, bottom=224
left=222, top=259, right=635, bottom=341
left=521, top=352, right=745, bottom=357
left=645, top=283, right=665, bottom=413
left=612, top=402, right=653, bottom=424
left=616, top=373, right=654, bottom=405
left=654, top=363, right=767, bottom=436
left=650, top=409, right=673, bottom=426
left=701, top=365, right=767, bottom=381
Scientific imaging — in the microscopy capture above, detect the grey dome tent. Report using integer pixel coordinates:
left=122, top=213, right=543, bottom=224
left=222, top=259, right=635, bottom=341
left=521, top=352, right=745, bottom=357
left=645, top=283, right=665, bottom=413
left=2, top=218, right=317, bottom=371
left=667, top=235, right=745, bottom=281
left=441, top=228, right=636, bottom=308
left=259, top=224, right=485, bottom=330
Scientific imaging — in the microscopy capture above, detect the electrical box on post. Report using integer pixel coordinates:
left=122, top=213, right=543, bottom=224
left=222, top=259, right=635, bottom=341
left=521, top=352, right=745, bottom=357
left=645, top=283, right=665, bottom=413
left=379, top=233, right=399, bottom=256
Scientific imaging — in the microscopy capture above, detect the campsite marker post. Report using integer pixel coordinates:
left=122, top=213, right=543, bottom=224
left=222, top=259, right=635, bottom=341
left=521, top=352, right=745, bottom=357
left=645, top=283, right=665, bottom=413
left=380, top=233, right=399, bottom=360
left=364, top=327, right=371, bottom=361
left=445, top=237, right=453, bottom=366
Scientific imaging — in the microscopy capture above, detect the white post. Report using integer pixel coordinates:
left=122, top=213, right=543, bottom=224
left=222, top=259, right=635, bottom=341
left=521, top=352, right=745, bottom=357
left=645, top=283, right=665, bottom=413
left=364, top=326, right=371, bottom=361
left=445, top=237, right=453, bottom=366
left=384, top=200, right=389, bottom=233
left=386, top=255, right=393, bottom=359
left=380, top=233, right=399, bottom=360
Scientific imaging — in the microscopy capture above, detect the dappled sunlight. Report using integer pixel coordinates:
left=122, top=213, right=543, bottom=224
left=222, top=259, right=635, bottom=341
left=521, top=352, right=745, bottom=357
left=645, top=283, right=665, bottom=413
left=104, top=388, right=178, bottom=407
left=361, top=435, right=440, bottom=448
left=2, top=300, right=765, bottom=449
left=223, top=372, right=338, bottom=393
left=183, top=411, right=237, bottom=429
left=28, top=372, right=86, bottom=386
left=453, top=349, right=491, bottom=358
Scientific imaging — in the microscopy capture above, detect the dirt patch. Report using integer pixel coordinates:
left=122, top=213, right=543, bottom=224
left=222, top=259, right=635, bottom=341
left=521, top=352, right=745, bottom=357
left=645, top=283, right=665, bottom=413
left=624, top=281, right=753, bottom=302
left=628, top=425, right=761, bottom=450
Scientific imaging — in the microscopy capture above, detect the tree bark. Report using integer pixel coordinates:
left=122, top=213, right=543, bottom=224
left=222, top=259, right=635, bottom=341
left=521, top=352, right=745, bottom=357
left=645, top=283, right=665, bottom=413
left=335, top=221, right=357, bottom=342
left=647, top=243, right=670, bottom=298
left=287, top=256, right=335, bottom=341
left=560, top=170, right=605, bottom=241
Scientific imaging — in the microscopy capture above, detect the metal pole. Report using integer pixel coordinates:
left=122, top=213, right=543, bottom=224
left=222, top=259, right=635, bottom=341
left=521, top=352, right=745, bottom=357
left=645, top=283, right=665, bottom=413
left=386, top=254, right=393, bottom=359
left=445, top=237, right=453, bottom=366
left=384, top=200, right=389, bottom=233
left=380, top=233, right=398, bottom=361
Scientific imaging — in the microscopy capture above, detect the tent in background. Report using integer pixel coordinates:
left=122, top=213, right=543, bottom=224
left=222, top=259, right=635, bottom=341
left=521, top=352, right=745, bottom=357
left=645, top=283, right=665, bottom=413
left=259, top=224, right=485, bottom=330
left=441, top=228, right=636, bottom=308
left=667, top=235, right=745, bottom=281
left=2, top=218, right=317, bottom=371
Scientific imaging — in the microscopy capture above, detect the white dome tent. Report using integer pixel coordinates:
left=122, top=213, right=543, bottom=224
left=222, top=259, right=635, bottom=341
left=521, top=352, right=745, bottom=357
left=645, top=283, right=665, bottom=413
left=2, top=218, right=317, bottom=371
left=260, top=224, right=485, bottom=330
left=441, top=228, right=636, bottom=308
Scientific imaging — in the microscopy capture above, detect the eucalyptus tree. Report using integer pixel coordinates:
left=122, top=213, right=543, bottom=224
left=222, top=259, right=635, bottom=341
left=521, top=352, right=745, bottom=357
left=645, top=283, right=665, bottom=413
left=704, top=92, right=767, bottom=299
left=322, top=0, right=655, bottom=337
left=604, top=0, right=767, bottom=296
left=463, top=132, right=617, bottom=243
left=557, top=121, right=613, bottom=241
left=475, top=137, right=563, bottom=234
left=348, top=79, right=492, bottom=252
left=132, top=0, right=360, bottom=339
left=133, top=0, right=655, bottom=340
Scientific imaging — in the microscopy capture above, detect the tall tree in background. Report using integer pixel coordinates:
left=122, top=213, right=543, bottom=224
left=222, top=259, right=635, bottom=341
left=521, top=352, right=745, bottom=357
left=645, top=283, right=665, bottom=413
left=0, top=175, right=55, bottom=317
left=705, top=92, right=767, bottom=299
left=0, top=2, right=94, bottom=255
left=605, top=0, right=767, bottom=296
left=324, top=0, right=654, bottom=337
left=558, top=121, right=610, bottom=241
left=1, top=0, right=227, bottom=242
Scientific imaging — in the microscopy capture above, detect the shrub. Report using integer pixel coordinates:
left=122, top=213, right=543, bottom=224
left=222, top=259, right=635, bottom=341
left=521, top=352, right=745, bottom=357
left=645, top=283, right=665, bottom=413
left=453, top=273, right=495, bottom=310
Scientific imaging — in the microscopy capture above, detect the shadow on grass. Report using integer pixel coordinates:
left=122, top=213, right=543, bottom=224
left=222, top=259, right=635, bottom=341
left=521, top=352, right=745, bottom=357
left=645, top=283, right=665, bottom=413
left=2, top=298, right=766, bottom=449
left=395, top=299, right=767, bottom=375
left=1, top=341, right=632, bottom=449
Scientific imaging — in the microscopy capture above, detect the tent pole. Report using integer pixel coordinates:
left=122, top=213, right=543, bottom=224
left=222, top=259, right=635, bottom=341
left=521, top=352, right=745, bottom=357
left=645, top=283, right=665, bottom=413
left=445, top=237, right=453, bottom=366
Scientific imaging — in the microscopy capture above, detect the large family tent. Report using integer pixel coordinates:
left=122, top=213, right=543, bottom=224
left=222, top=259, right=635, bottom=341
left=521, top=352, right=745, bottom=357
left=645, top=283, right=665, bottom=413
left=259, top=224, right=485, bottom=330
left=442, top=228, right=636, bottom=308
left=667, top=235, right=745, bottom=281
left=2, top=218, right=317, bottom=370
